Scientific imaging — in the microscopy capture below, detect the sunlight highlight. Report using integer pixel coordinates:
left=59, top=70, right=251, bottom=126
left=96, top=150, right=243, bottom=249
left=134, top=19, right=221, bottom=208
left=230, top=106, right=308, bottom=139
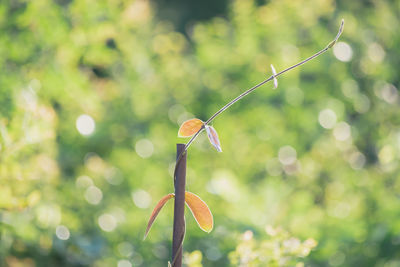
left=318, top=109, right=337, bottom=129
left=132, top=189, right=152, bottom=209
left=333, top=42, right=353, bottom=62
left=76, top=114, right=95, bottom=136
left=135, top=139, right=154, bottom=158
left=98, top=213, right=117, bottom=232
left=56, top=225, right=70, bottom=240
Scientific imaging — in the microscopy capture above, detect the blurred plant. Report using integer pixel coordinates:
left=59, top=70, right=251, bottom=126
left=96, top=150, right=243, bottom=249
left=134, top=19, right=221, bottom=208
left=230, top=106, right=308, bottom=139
left=145, top=20, right=344, bottom=266
left=228, top=226, right=317, bottom=267
left=183, top=226, right=317, bottom=267
left=184, top=250, right=203, bottom=267
left=2, top=0, right=400, bottom=265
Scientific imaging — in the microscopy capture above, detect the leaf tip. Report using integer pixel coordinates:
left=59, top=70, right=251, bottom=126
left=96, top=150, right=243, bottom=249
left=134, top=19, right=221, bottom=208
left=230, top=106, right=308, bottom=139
left=339, top=19, right=345, bottom=33
left=328, top=18, right=345, bottom=49
left=144, top=193, right=175, bottom=240
left=143, top=233, right=148, bottom=241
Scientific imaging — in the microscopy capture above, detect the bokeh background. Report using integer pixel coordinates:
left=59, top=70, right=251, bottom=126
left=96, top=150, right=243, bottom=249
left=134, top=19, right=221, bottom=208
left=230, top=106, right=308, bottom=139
left=1, top=0, right=400, bottom=266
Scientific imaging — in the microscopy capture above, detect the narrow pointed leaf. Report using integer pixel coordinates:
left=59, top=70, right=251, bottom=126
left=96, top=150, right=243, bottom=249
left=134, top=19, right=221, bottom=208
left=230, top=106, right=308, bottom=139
left=205, top=125, right=222, bottom=152
left=270, top=64, right=278, bottom=89
left=178, top=118, right=204, bottom=137
left=144, top=193, right=174, bottom=239
left=185, top=191, right=213, bottom=233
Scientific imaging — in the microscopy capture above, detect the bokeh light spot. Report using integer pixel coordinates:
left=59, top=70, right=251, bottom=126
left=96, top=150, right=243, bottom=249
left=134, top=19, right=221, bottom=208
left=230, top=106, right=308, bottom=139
left=381, top=84, right=398, bottom=104
left=207, top=170, right=240, bottom=202
left=333, top=42, right=353, bottom=62
left=333, top=122, right=351, bottom=141
left=379, top=145, right=395, bottom=165
left=118, top=242, right=134, bottom=257
left=132, top=253, right=143, bottom=265
left=76, top=114, right=95, bottom=136
left=278, top=146, right=297, bottom=165
left=55, top=225, right=70, bottom=240
left=329, top=251, right=346, bottom=266
left=132, top=189, right=152, bottom=209
left=117, top=260, right=132, bottom=267
left=84, top=186, right=103, bottom=205
left=135, top=139, right=154, bottom=158
left=168, top=104, right=186, bottom=124
left=354, top=94, right=370, bottom=113
left=367, top=42, right=385, bottom=63
left=75, top=175, right=93, bottom=188
left=105, top=167, right=123, bottom=185
left=98, top=214, right=117, bottom=232
left=152, top=244, right=168, bottom=259
left=243, top=230, right=253, bottom=241
left=318, top=109, right=337, bottom=129
left=36, top=204, right=61, bottom=228
left=205, top=246, right=222, bottom=261
left=349, top=151, right=366, bottom=170
left=333, top=202, right=351, bottom=218
left=341, top=79, right=359, bottom=99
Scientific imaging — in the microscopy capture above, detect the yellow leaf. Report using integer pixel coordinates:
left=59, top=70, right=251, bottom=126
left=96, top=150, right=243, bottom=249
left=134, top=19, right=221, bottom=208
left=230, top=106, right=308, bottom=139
left=178, top=119, right=204, bottom=137
left=144, top=193, right=174, bottom=239
left=185, top=191, right=213, bottom=233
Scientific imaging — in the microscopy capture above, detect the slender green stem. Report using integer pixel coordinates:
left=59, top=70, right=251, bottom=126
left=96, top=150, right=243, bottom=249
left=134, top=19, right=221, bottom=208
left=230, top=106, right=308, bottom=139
left=173, top=19, right=344, bottom=177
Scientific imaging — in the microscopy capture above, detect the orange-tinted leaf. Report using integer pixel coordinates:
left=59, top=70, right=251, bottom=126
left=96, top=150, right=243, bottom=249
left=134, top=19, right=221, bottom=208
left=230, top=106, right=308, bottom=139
left=205, top=125, right=222, bottom=152
left=270, top=64, right=278, bottom=89
left=185, top=191, right=213, bottom=233
left=144, top=193, right=174, bottom=239
left=178, top=118, right=204, bottom=137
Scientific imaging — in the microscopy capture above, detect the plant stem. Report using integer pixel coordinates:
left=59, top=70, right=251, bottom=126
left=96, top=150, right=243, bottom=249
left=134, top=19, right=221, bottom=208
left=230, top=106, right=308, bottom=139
left=177, top=19, right=344, bottom=160
left=172, top=144, right=187, bottom=267
left=170, top=19, right=344, bottom=264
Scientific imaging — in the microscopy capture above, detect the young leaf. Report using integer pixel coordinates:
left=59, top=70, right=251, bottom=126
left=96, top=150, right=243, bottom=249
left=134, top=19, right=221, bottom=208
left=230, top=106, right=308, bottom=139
left=185, top=191, right=213, bottom=233
left=270, top=64, right=278, bottom=89
left=178, top=118, right=204, bottom=137
left=205, top=125, right=222, bottom=152
left=144, top=193, right=174, bottom=239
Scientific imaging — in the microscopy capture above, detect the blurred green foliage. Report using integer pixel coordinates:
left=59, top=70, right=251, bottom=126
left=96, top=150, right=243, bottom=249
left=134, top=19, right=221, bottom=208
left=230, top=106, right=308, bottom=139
left=0, top=0, right=400, bottom=266
left=228, top=227, right=317, bottom=267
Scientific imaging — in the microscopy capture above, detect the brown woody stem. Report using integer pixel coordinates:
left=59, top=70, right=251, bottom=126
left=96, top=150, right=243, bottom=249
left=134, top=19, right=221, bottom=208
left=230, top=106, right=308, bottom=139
left=172, top=144, right=187, bottom=267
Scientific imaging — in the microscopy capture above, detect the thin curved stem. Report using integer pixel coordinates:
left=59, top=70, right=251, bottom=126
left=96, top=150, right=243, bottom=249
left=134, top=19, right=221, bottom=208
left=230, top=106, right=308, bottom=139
left=205, top=19, right=344, bottom=126
left=173, top=19, right=344, bottom=178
